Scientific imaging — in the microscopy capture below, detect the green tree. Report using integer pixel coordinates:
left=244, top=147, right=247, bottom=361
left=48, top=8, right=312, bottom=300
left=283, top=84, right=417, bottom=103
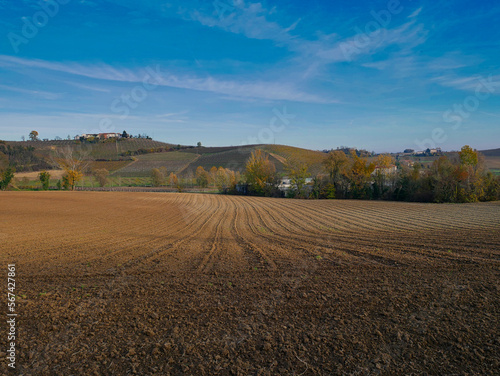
left=429, top=156, right=462, bottom=202
left=322, top=150, right=349, bottom=182
left=0, top=166, right=15, bottom=190
left=394, top=163, right=423, bottom=201
left=285, top=158, right=310, bottom=198
left=39, top=170, right=51, bottom=190
left=459, top=145, right=478, bottom=167
left=481, top=172, right=500, bottom=201
left=458, top=145, right=481, bottom=196
left=62, top=175, right=70, bottom=190
left=310, top=175, right=336, bottom=199
left=322, top=150, right=350, bottom=198
left=197, top=141, right=202, bottom=147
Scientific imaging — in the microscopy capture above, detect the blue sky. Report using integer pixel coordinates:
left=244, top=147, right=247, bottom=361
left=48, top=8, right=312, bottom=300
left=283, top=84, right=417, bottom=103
left=0, top=0, right=499, bottom=152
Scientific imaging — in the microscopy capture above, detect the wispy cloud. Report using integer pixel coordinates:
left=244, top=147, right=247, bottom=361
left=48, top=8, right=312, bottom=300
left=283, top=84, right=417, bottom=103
left=2, top=0, right=498, bottom=151
left=155, top=111, right=188, bottom=118
left=62, top=81, right=111, bottom=93
left=362, top=53, right=479, bottom=78
left=189, top=1, right=428, bottom=72
left=0, top=84, right=61, bottom=100
left=191, top=1, right=298, bottom=45
left=81, top=1, right=430, bottom=83
left=408, top=7, right=423, bottom=18
left=433, top=74, right=500, bottom=93
left=0, top=55, right=335, bottom=103
left=312, top=22, right=427, bottom=64
left=359, top=48, right=488, bottom=94
left=154, top=111, right=188, bottom=123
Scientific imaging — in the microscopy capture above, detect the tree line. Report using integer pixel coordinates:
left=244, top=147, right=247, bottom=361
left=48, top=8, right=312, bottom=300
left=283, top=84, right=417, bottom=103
left=191, top=146, right=499, bottom=203
left=0, top=143, right=52, bottom=172
left=1, top=143, right=499, bottom=203
left=147, top=146, right=499, bottom=202
left=311, top=145, right=499, bottom=202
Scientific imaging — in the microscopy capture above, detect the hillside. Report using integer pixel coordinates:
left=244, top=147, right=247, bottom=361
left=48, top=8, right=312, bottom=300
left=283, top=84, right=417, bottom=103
left=5, top=138, right=499, bottom=180
left=0, top=141, right=52, bottom=172
left=260, top=144, right=327, bottom=175
left=113, top=144, right=325, bottom=178
left=4, top=139, right=326, bottom=180
left=479, top=148, right=500, bottom=157
left=6, top=139, right=176, bottom=160
left=114, top=152, right=199, bottom=177
left=483, top=156, right=500, bottom=175
left=180, top=145, right=283, bottom=177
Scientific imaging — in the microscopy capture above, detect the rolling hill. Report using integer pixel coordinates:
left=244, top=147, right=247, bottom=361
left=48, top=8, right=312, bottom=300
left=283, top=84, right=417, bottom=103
left=114, top=151, right=199, bottom=177
left=3, top=139, right=499, bottom=179
left=6, top=138, right=175, bottom=160
left=180, top=145, right=285, bottom=177
left=479, top=148, right=500, bottom=157
left=106, top=143, right=328, bottom=177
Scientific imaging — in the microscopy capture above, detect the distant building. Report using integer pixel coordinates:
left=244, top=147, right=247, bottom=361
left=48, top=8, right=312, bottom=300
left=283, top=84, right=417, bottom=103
left=98, top=132, right=121, bottom=139
left=279, top=177, right=292, bottom=190
left=396, top=152, right=413, bottom=158
left=423, top=147, right=442, bottom=155
left=77, top=133, right=121, bottom=140
left=399, top=160, right=415, bottom=168
left=278, top=177, right=313, bottom=191
left=80, top=133, right=98, bottom=139
left=372, top=165, right=397, bottom=176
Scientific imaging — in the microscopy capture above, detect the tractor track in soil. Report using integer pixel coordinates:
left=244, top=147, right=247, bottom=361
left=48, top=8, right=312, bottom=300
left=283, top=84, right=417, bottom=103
left=1, top=192, right=499, bottom=376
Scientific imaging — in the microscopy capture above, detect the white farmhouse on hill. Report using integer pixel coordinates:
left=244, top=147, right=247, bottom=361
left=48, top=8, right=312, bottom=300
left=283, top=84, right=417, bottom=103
left=76, top=133, right=121, bottom=140
left=99, top=132, right=121, bottom=139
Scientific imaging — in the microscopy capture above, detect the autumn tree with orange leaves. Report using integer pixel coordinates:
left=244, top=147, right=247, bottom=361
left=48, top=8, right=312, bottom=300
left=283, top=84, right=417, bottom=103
left=245, top=149, right=278, bottom=196
left=345, top=150, right=375, bottom=199
left=195, top=166, right=210, bottom=188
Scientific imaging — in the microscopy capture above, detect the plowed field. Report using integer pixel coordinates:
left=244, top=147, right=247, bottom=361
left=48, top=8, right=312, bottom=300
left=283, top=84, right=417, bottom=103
left=1, top=192, right=499, bottom=375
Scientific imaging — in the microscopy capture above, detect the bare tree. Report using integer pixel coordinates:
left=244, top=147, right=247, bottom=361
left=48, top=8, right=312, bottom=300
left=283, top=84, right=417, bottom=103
left=51, top=146, right=92, bottom=190
left=93, top=169, right=109, bottom=187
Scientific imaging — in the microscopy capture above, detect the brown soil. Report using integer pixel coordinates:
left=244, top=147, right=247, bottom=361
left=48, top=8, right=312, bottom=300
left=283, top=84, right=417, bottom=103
left=0, top=192, right=499, bottom=375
